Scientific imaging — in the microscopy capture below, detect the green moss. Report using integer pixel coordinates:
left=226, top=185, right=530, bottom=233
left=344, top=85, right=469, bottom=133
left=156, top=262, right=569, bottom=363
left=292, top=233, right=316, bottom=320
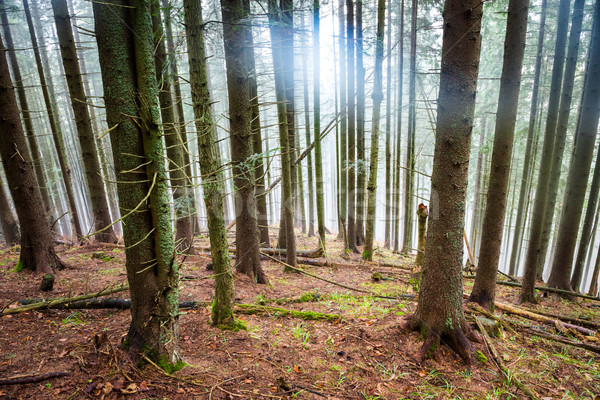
left=475, top=350, right=488, bottom=363
left=371, top=272, right=383, bottom=281
left=362, top=250, right=372, bottom=261
left=11, top=261, right=24, bottom=272
left=151, top=355, right=186, bottom=374
left=218, top=319, right=247, bottom=332
left=298, top=292, right=317, bottom=303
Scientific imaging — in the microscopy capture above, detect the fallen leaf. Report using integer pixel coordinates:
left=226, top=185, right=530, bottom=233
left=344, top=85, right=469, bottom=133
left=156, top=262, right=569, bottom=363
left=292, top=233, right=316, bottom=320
left=139, top=381, right=149, bottom=392
left=293, top=365, right=303, bottom=374
left=120, top=383, right=138, bottom=394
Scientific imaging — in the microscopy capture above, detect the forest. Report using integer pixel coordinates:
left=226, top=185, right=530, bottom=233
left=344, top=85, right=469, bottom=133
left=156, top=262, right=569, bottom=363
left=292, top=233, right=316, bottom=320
left=0, top=0, right=600, bottom=398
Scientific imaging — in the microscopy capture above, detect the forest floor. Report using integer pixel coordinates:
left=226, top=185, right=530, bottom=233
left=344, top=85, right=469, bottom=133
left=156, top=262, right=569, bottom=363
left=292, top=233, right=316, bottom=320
left=0, top=233, right=599, bottom=400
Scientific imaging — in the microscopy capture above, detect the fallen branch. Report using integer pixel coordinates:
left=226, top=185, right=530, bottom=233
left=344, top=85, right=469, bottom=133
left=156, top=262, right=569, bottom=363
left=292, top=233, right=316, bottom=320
left=518, top=326, right=600, bottom=355
left=494, top=280, right=600, bottom=302
left=2, top=284, right=129, bottom=315
left=474, top=316, right=541, bottom=400
left=235, top=304, right=342, bottom=321
left=261, top=252, right=415, bottom=300
left=0, top=372, right=71, bottom=386
left=522, top=307, right=600, bottom=331
left=17, top=298, right=206, bottom=310
left=467, top=303, right=518, bottom=336
left=494, top=302, right=596, bottom=336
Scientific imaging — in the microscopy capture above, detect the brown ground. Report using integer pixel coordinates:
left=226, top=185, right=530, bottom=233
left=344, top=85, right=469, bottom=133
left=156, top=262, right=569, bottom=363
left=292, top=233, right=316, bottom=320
left=0, top=234, right=599, bottom=399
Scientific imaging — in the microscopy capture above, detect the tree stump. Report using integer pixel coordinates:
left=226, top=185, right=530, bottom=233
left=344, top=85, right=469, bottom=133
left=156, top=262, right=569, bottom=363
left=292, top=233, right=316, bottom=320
left=40, top=274, right=54, bottom=292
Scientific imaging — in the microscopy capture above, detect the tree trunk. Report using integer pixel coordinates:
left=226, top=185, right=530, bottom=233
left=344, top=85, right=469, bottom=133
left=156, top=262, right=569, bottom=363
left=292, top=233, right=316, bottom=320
left=301, top=14, right=315, bottom=239
left=415, top=204, right=428, bottom=266
left=363, top=0, right=385, bottom=261
left=572, top=145, right=600, bottom=291
left=184, top=0, right=235, bottom=325
left=405, top=0, right=483, bottom=364
left=23, top=0, right=83, bottom=239
left=338, top=0, right=347, bottom=244
left=151, top=3, right=194, bottom=252
left=0, top=4, right=51, bottom=215
left=547, top=0, right=600, bottom=292
left=244, top=0, right=270, bottom=246
left=51, top=0, right=116, bottom=244
left=0, top=32, right=65, bottom=273
left=268, top=0, right=297, bottom=270
left=221, top=0, right=267, bottom=283
left=536, top=0, right=586, bottom=280
left=346, top=0, right=357, bottom=253
left=508, top=0, right=547, bottom=278
left=393, top=0, right=405, bottom=253
left=468, top=0, right=530, bottom=310
left=469, top=118, right=486, bottom=251
left=0, top=172, right=20, bottom=246
left=402, top=0, right=417, bottom=256
left=94, top=0, right=180, bottom=364
left=520, top=0, right=571, bottom=303
left=384, top=0, right=392, bottom=249
left=355, top=0, right=365, bottom=246
left=313, top=0, right=326, bottom=251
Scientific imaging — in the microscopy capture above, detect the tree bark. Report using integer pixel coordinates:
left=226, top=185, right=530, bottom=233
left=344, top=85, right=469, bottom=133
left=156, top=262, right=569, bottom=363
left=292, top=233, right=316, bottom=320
left=184, top=0, right=235, bottom=325
left=301, top=14, right=315, bottom=239
left=405, top=0, right=483, bottom=364
left=338, top=0, right=347, bottom=243
left=0, top=32, right=65, bottom=273
left=363, top=0, right=385, bottom=261
left=415, top=203, right=428, bottom=266
left=547, top=0, right=600, bottom=292
left=51, top=0, right=116, bottom=243
left=520, top=0, right=571, bottom=303
left=468, top=0, right=530, bottom=310
left=221, top=0, right=267, bottom=283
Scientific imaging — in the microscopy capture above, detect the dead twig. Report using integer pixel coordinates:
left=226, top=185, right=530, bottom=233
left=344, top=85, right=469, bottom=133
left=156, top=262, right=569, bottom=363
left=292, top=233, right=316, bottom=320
left=0, top=372, right=71, bottom=386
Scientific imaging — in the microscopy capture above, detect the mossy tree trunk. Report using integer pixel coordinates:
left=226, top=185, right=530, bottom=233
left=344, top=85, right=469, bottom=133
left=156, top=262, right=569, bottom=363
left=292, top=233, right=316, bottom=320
left=268, top=0, right=297, bottom=270
left=547, top=0, right=600, bottom=292
left=468, top=0, right=530, bottom=310
left=184, top=0, right=235, bottom=325
left=51, top=0, right=117, bottom=244
left=521, top=0, right=571, bottom=303
left=363, top=0, right=385, bottom=261
left=405, top=0, right=483, bottom=364
left=221, top=0, right=267, bottom=283
left=94, top=0, right=180, bottom=364
left=0, top=33, right=65, bottom=274
left=151, top=3, right=194, bottom=252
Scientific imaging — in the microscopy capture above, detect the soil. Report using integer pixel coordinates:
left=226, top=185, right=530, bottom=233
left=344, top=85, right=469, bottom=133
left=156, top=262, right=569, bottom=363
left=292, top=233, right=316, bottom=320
left=0, top=234, right=599, bottom=399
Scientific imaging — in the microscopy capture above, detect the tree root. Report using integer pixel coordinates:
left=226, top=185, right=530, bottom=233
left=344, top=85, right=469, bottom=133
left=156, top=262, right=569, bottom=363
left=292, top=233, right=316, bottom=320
left=474, top=316, right=541, bottom=400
